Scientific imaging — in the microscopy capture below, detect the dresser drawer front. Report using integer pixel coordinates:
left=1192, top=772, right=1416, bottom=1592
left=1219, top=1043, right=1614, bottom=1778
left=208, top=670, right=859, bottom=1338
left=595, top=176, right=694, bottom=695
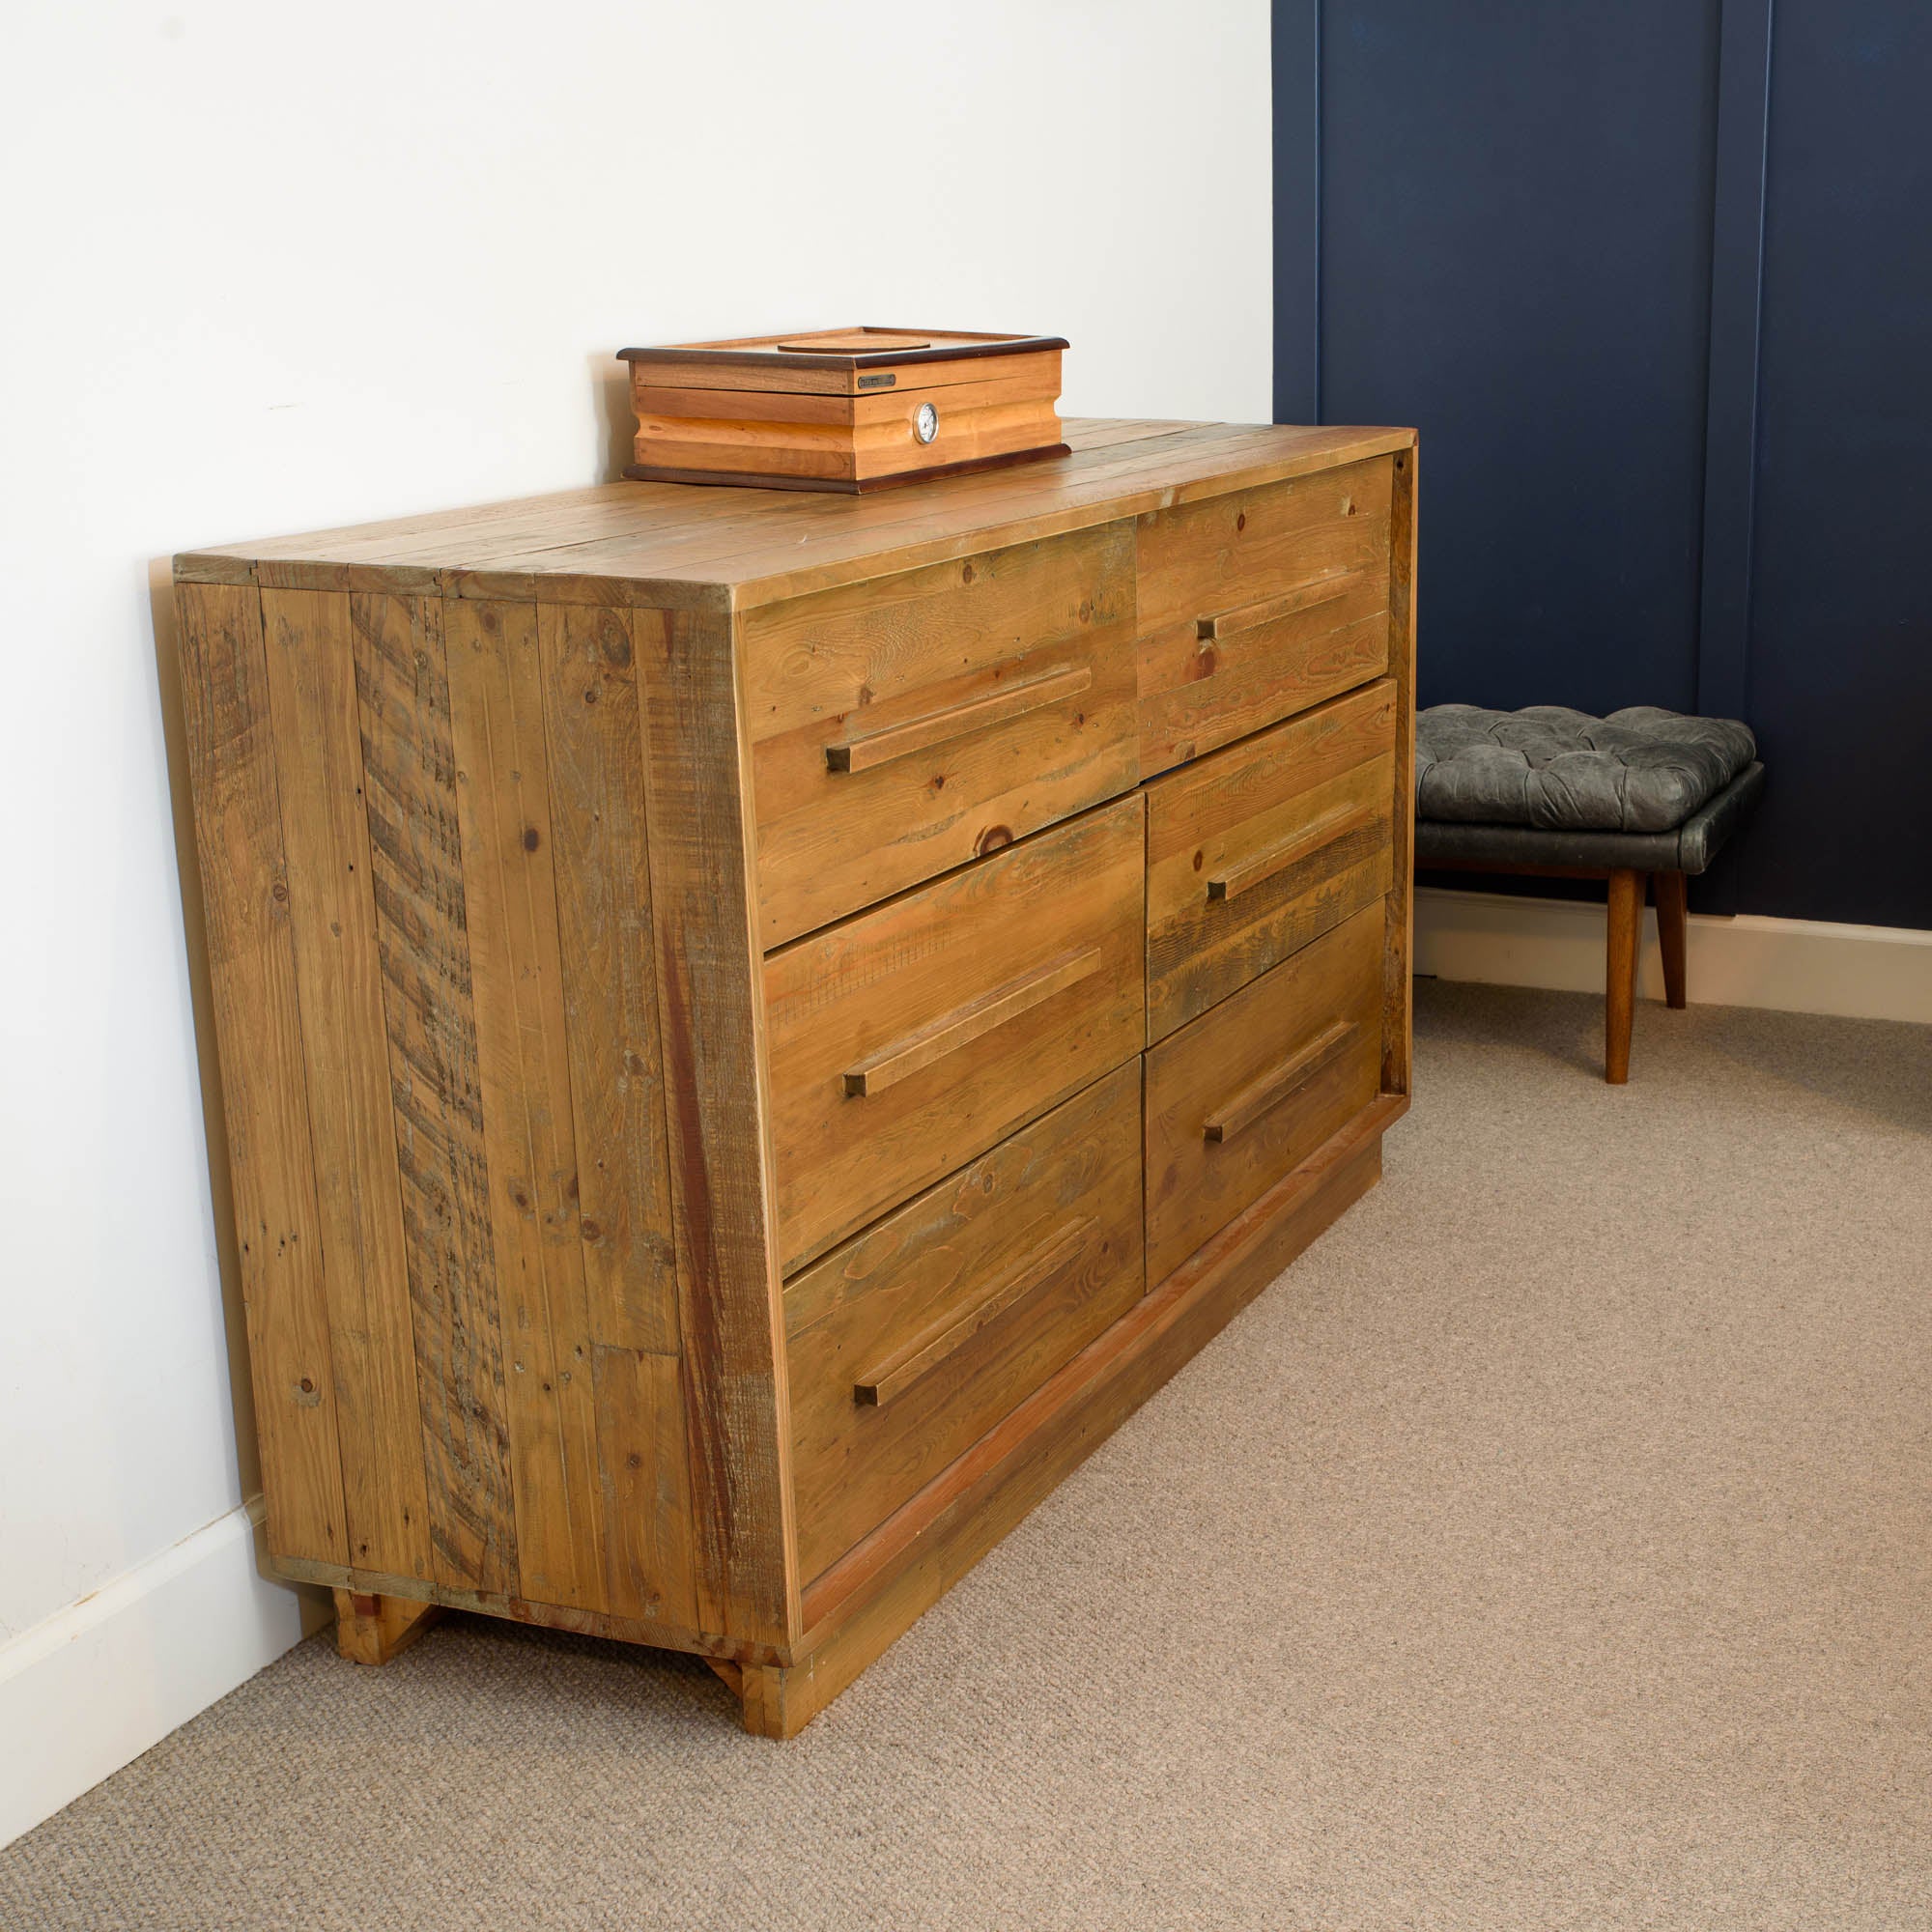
left=765, top=794, right=1146, bottom=1273
left=1146, top=680, right=1397, bottom=1043
left=1136, top=456, right=1394, bottom=775
left=784, top=1063, right=1144, bottom=1583
left=743, top=524, right=1139, bottom=948
left=1145, top=901, right=1383, bottom=1284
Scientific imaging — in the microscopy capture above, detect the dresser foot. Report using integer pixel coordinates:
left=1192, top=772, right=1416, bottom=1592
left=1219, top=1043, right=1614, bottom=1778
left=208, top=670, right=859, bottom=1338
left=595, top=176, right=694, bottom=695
left=706, top=1656, right=821, bottom=1740
left=333, top=1588, right=443, bottom=1665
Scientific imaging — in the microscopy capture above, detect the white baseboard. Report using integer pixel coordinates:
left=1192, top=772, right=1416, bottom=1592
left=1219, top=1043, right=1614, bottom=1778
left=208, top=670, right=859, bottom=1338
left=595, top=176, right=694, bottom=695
left=1415, top=885, right=1932, bottom=1025
left=0, top=1499, right=330, bottom=1849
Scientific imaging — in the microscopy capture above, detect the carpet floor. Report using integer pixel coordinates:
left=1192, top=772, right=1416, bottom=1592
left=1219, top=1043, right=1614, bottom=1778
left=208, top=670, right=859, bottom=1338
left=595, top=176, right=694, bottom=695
left=6, top=980, right=1931, bottom=1930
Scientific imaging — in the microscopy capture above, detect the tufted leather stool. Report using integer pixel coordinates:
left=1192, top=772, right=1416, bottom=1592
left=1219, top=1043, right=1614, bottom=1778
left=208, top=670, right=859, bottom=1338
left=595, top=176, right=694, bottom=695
left=1414, top=705, right=1765, bottom=1082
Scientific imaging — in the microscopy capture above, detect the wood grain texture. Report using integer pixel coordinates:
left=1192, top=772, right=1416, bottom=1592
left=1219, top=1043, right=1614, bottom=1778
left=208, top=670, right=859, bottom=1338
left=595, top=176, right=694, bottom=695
left=840, top=946, right=1105, bottom=1098
left=534, top=601, right=696, bottom=1629
left=349, top=591, right=517, bottom=1594
left=853, top=1218, right=1094, bottom=1408
left=1135, top=454, right=1396, bottom=633
left=1137, top=604, right=1388, bottom=777
left=746, top=1108, right=1395, bottom=1738
left=176, top=581, right=348, bottom=1566
left=286, top=1101, right=1402, bottom=1713
left=534, top=602, right=678, bottom=1353
left=612, top=425, right=1364, bottom=610
left=1145, top=680, right=1398, bottom=1043
left=332, top=1588, right=441, bottom=1664
left=258, top=587, right=433, bottom=1578
left=742, top=524, right=1138, bottom=947
left=1145, top=902, right=1384, bottom=1284
left=176, top=416, right=1420, bottom=1729
left=824, top=664, right=1094, bottom=777
left=633, top=360, right=1060, bottom=429
left=594, top=1345, right=698, bottom=1628
left=444, top=598, right=607, bottom=1612
left=192, top=421, right=1416, bottom=611
left=783, top=1063, right=1143, bottom=1584
left=283, top=1555, right=760, bottom=1662
left=1135, top=461, right=1394, bottom=779
left=638, top=605, right=798, bottom=1650
left=763, top=796, right=1147, bottom=1274
left=210, top=426, right=1236, bottom=599
left=1382, top=443, right=1418, bottom=1097
left=1206, top=800, right=1378, bottom=900
left=1203, top=1021, right=1357, bottom=1144
left=636, top=399, right=1065, bottom=487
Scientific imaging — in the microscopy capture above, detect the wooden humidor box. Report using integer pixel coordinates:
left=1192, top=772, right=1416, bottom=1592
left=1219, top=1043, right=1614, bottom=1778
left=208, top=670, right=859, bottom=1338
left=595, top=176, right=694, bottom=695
left=618, top=327, right=1069, bottom=493
left=172, top=417, right=1416, bottom=1735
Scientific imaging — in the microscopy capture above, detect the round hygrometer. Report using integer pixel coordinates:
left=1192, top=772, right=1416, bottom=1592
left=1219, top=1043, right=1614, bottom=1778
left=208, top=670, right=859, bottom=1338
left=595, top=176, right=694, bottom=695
left=914, top=402, right=939, bottom=444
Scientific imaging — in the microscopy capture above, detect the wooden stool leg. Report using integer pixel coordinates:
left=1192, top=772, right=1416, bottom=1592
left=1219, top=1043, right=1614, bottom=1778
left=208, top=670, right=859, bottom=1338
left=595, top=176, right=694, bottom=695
left=1605, top=868, right=1644, bottom=1084
left=333, top=1588, right=442, bottom=1665
left=1656, top=869, right=1689, bottom=1009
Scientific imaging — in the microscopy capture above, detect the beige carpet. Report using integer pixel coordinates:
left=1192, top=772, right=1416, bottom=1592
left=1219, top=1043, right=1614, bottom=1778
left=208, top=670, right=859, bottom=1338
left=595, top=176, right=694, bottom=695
left=7, top=980, right=1932, bottom=1930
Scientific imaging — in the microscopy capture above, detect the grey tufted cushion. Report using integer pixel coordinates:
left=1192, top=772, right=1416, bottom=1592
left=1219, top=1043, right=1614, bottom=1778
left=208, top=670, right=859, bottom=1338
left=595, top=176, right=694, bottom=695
left=1415, top=705, right=1758, bottom=834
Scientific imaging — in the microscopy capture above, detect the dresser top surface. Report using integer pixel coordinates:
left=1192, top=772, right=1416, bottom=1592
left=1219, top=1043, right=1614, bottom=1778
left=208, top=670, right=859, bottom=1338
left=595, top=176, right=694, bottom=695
left=179, top=417, right=1415, bottom=611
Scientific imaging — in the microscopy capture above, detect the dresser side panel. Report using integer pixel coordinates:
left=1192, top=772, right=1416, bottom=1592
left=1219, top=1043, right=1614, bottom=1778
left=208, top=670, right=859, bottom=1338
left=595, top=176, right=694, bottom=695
left=535, top=598, right=695, bottom=1629
left=258, top=586, right=436, bottom=1580
left=1382, top=442, right=1418, bottom=1097
left=175, top=577, right=350, bottom=1567
left=443, top=598, right=614, bottom=1614
left=639, top=605, right=799, bottom=1649
left=353, top=592, right=521, bottom=1594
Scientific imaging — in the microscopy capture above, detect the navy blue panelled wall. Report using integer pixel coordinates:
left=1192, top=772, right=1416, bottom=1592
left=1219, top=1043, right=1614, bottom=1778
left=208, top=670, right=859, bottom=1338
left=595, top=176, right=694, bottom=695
left=1274, top=0, right=1932, bottom=929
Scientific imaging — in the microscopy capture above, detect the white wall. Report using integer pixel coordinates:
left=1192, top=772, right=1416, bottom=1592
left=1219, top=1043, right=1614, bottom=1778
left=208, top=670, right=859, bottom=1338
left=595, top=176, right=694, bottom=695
left=0, top=0, right=1272, bottom=1842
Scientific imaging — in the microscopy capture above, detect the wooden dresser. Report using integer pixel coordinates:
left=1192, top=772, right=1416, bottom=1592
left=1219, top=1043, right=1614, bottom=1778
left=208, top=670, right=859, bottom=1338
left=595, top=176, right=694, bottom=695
left=175, top=417, right=1416, bottom=1735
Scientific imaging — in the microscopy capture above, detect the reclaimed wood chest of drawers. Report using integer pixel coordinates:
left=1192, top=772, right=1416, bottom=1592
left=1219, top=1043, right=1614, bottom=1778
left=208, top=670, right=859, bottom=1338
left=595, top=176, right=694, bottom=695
left=175, top=417, right=1417, bottom=1735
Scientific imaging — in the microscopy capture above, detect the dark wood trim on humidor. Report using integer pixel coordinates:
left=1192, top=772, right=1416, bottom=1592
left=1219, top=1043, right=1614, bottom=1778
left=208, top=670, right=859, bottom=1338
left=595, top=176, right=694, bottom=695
left=624, top=445, right=1073, bottom=496
left=618, top=334, right=1068, bottom=373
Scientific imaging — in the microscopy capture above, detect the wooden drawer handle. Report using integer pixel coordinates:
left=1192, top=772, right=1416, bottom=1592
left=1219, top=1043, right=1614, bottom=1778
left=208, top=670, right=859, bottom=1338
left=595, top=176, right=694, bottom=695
left=841, top=944, right=1104, bottom=1098
left=825, top=663, right=1093, bottom=775
left=1207, top=801, right=1379, bottom=902
left=1203, top=1020, right=1358, bottom=1144
left=855, top=1216, right=1096, bottom=1407
left=1196, top=567, right=1361, bottom=643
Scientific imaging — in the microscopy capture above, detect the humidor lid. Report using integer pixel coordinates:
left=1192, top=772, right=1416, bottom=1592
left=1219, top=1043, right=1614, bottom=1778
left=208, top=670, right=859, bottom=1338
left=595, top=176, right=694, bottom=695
left=618, top=327, right=1067, bottom=398
left=618, top=326, right=1066, bottom=373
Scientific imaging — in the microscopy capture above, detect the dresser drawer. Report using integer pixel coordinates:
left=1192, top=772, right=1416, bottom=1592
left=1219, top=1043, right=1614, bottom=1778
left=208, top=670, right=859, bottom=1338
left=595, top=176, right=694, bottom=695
left=1145, top=901, right=1383, bottom=1284
left=742, top=524, right=1139, bottom=948
left=784, top=1063, right=1143, bottom=1583
left=1146, top=680, right=1397, bottom=1043
left=764, top=794, right=1146, bottom=1273
left=1136, top=456, right=1394, bottom=775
